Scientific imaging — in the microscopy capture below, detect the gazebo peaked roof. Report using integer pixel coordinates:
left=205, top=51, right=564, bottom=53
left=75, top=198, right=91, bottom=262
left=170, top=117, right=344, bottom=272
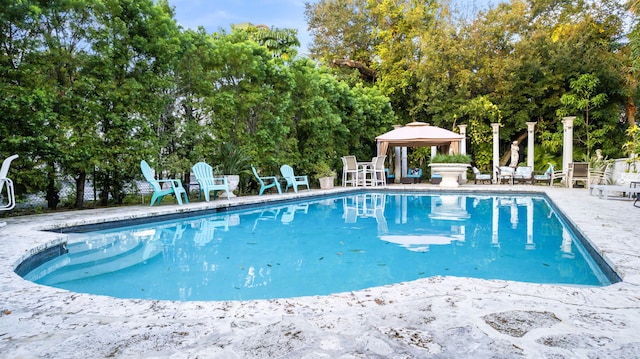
left=376, top=122, right=464, bottom=156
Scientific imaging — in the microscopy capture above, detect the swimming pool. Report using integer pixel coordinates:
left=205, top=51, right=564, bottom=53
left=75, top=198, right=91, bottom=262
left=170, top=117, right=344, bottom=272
left=18, top=191, right=619, bottom=301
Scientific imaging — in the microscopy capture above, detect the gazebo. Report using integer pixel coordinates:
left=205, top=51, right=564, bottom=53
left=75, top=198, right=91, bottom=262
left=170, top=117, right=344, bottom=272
left=375, top=122, right=464, bottom=181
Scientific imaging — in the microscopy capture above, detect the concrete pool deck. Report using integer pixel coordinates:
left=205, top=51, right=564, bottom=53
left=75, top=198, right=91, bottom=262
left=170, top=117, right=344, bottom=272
left=1, top=184, right=639, bottom=358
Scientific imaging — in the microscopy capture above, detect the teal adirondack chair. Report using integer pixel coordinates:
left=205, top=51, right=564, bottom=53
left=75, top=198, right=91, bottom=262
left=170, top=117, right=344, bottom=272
left=251, top=166, right=282, bottom=195
left=140, top=160, right=189, bottom=206
left=280, top=165, right=310, bottom=193
left=192, top=162, right=230, bottom=201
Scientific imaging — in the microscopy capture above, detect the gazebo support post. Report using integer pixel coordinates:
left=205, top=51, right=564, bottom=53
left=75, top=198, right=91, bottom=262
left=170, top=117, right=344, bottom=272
left=394, top=147, right=401, bottom=183
left=458, top=125, right=467, bottom=183
left=401, top=147, right=408, bottom=180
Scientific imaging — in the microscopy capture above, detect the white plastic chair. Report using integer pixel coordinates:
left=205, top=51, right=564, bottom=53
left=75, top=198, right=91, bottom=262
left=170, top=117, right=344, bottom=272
left=0, top=154, right=19, bottom=211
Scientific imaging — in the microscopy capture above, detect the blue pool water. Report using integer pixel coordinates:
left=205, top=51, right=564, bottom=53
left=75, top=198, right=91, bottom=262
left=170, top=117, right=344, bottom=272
left=20, top=192, right=617, bottom=301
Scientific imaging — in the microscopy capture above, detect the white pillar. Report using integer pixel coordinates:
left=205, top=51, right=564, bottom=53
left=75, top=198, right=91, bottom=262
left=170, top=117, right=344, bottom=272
left=401, top=147, right=408, bottom=178
left=458, top=124, right=468, bottom=183
left=562, top=117, right=575, bottom=174
left=491, top=123, right=501, bottom=183
left=431, top=146, right=437, bottom=158
left=526, top=122, right=536, bottom=168
left=458, top=125, right=467, bottom=155
left=394, top=147, right=401, bottom=183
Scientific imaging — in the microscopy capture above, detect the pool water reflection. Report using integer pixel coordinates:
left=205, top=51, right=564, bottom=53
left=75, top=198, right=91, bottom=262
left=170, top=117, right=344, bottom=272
left=20, top=192, right=617, bottom=301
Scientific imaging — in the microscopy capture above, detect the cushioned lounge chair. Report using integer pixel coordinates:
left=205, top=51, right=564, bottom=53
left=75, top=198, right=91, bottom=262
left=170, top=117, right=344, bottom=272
left=495, top=166, right=514, bottom=185
left=472, top=166, right=491, bottom=184
left=533, top=163, right=554, bottom=185
left=513, top=166, right=534, bottom=184
left=403, top=168, right=422, bottom=184
left=140, top=160, right=189, bottom=206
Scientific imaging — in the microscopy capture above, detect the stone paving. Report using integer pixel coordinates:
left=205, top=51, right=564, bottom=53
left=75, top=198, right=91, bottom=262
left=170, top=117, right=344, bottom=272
left=1, top=184, right=639, bottom=358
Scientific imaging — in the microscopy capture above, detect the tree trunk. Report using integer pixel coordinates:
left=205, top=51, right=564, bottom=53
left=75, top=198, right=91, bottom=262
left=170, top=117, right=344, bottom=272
left=100, top=174, right=110, bottom=206
left=626, top=101, right=636, bottom=128
left=74, top=171, right=86, bottom=209
left=45, top=166, right=60, bottom=210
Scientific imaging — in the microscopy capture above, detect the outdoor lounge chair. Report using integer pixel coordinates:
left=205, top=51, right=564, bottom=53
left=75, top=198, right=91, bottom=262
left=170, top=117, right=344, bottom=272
left=280, top=165, right=310, bottom=193
left=550, top=166, right=567, bottom=186
left=472, top=166, right=491, bottom=184
left=403, top=168, right=422, bottom=184
left=385, top=168, right=395, bottom=183
left=0, top=154, right=18, bottom=212
left=140, top=160, right=189, bottom=206
left=495, top=166, right=514, bottom=185
left=533, top=163, right=554, bottom=185
left=192, top=162, right=230, bottom=201
left=513, top=166, right=534, bottom=184
left=251, top=166, right=282, bottom=195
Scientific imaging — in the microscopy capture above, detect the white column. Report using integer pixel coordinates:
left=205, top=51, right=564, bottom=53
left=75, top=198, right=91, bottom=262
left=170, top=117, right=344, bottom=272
left=526, top=122, right=536, bottom=168
left=491, top=123, right=500, bottom=183
left=458, top=124, right=468, bottom=183
left=394, top=147, right=401, bottom=183
left=562, top=117, right=575, bottom=175
left=458, top=125, right=467, bottom=155
left=431, top=146, right=437, bottom=158
left=401, top=147, right=408, bottom=178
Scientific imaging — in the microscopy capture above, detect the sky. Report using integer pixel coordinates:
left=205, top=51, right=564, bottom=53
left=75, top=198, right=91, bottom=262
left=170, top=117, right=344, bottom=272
left=168, top=0, right=315, bottom=55
left=167, top=0, right=499, bottom=57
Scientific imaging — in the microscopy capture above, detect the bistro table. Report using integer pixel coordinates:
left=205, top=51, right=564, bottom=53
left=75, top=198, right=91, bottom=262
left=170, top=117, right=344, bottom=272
left=357, top=160, right=375, bottom=186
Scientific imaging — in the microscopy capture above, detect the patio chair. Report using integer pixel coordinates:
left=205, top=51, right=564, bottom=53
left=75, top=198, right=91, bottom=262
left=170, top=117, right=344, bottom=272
left=140, top=160, right=189, bottom=206
left=533, top=163, right=554, bottom=185
left=404, top=168, right=422, bottom=184
left=513, top=166, right=534, bottom=184
left=550, top=167, right=567, bottom=186
left=371, top=155, right=387, bottom=186
left=472, top=166, right=491, bottom=184
left=191, top=162, right=230, bottom=201
left=0, top=154, right=18, bottom=211
left=280, top=165, right=310, bottom=193
left=385, top=168, right=395, bottom=184
left=251, top=166, right=282, bottom=195
left=341, top=156, right=359, bottom=187
left=495, top=166, right=514, bottom=185
left=568, top=162, right=590, bottom=188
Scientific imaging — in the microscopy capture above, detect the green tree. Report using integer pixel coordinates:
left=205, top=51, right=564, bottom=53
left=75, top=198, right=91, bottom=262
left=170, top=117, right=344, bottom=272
left=558, top=74, right=609, bottom=158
